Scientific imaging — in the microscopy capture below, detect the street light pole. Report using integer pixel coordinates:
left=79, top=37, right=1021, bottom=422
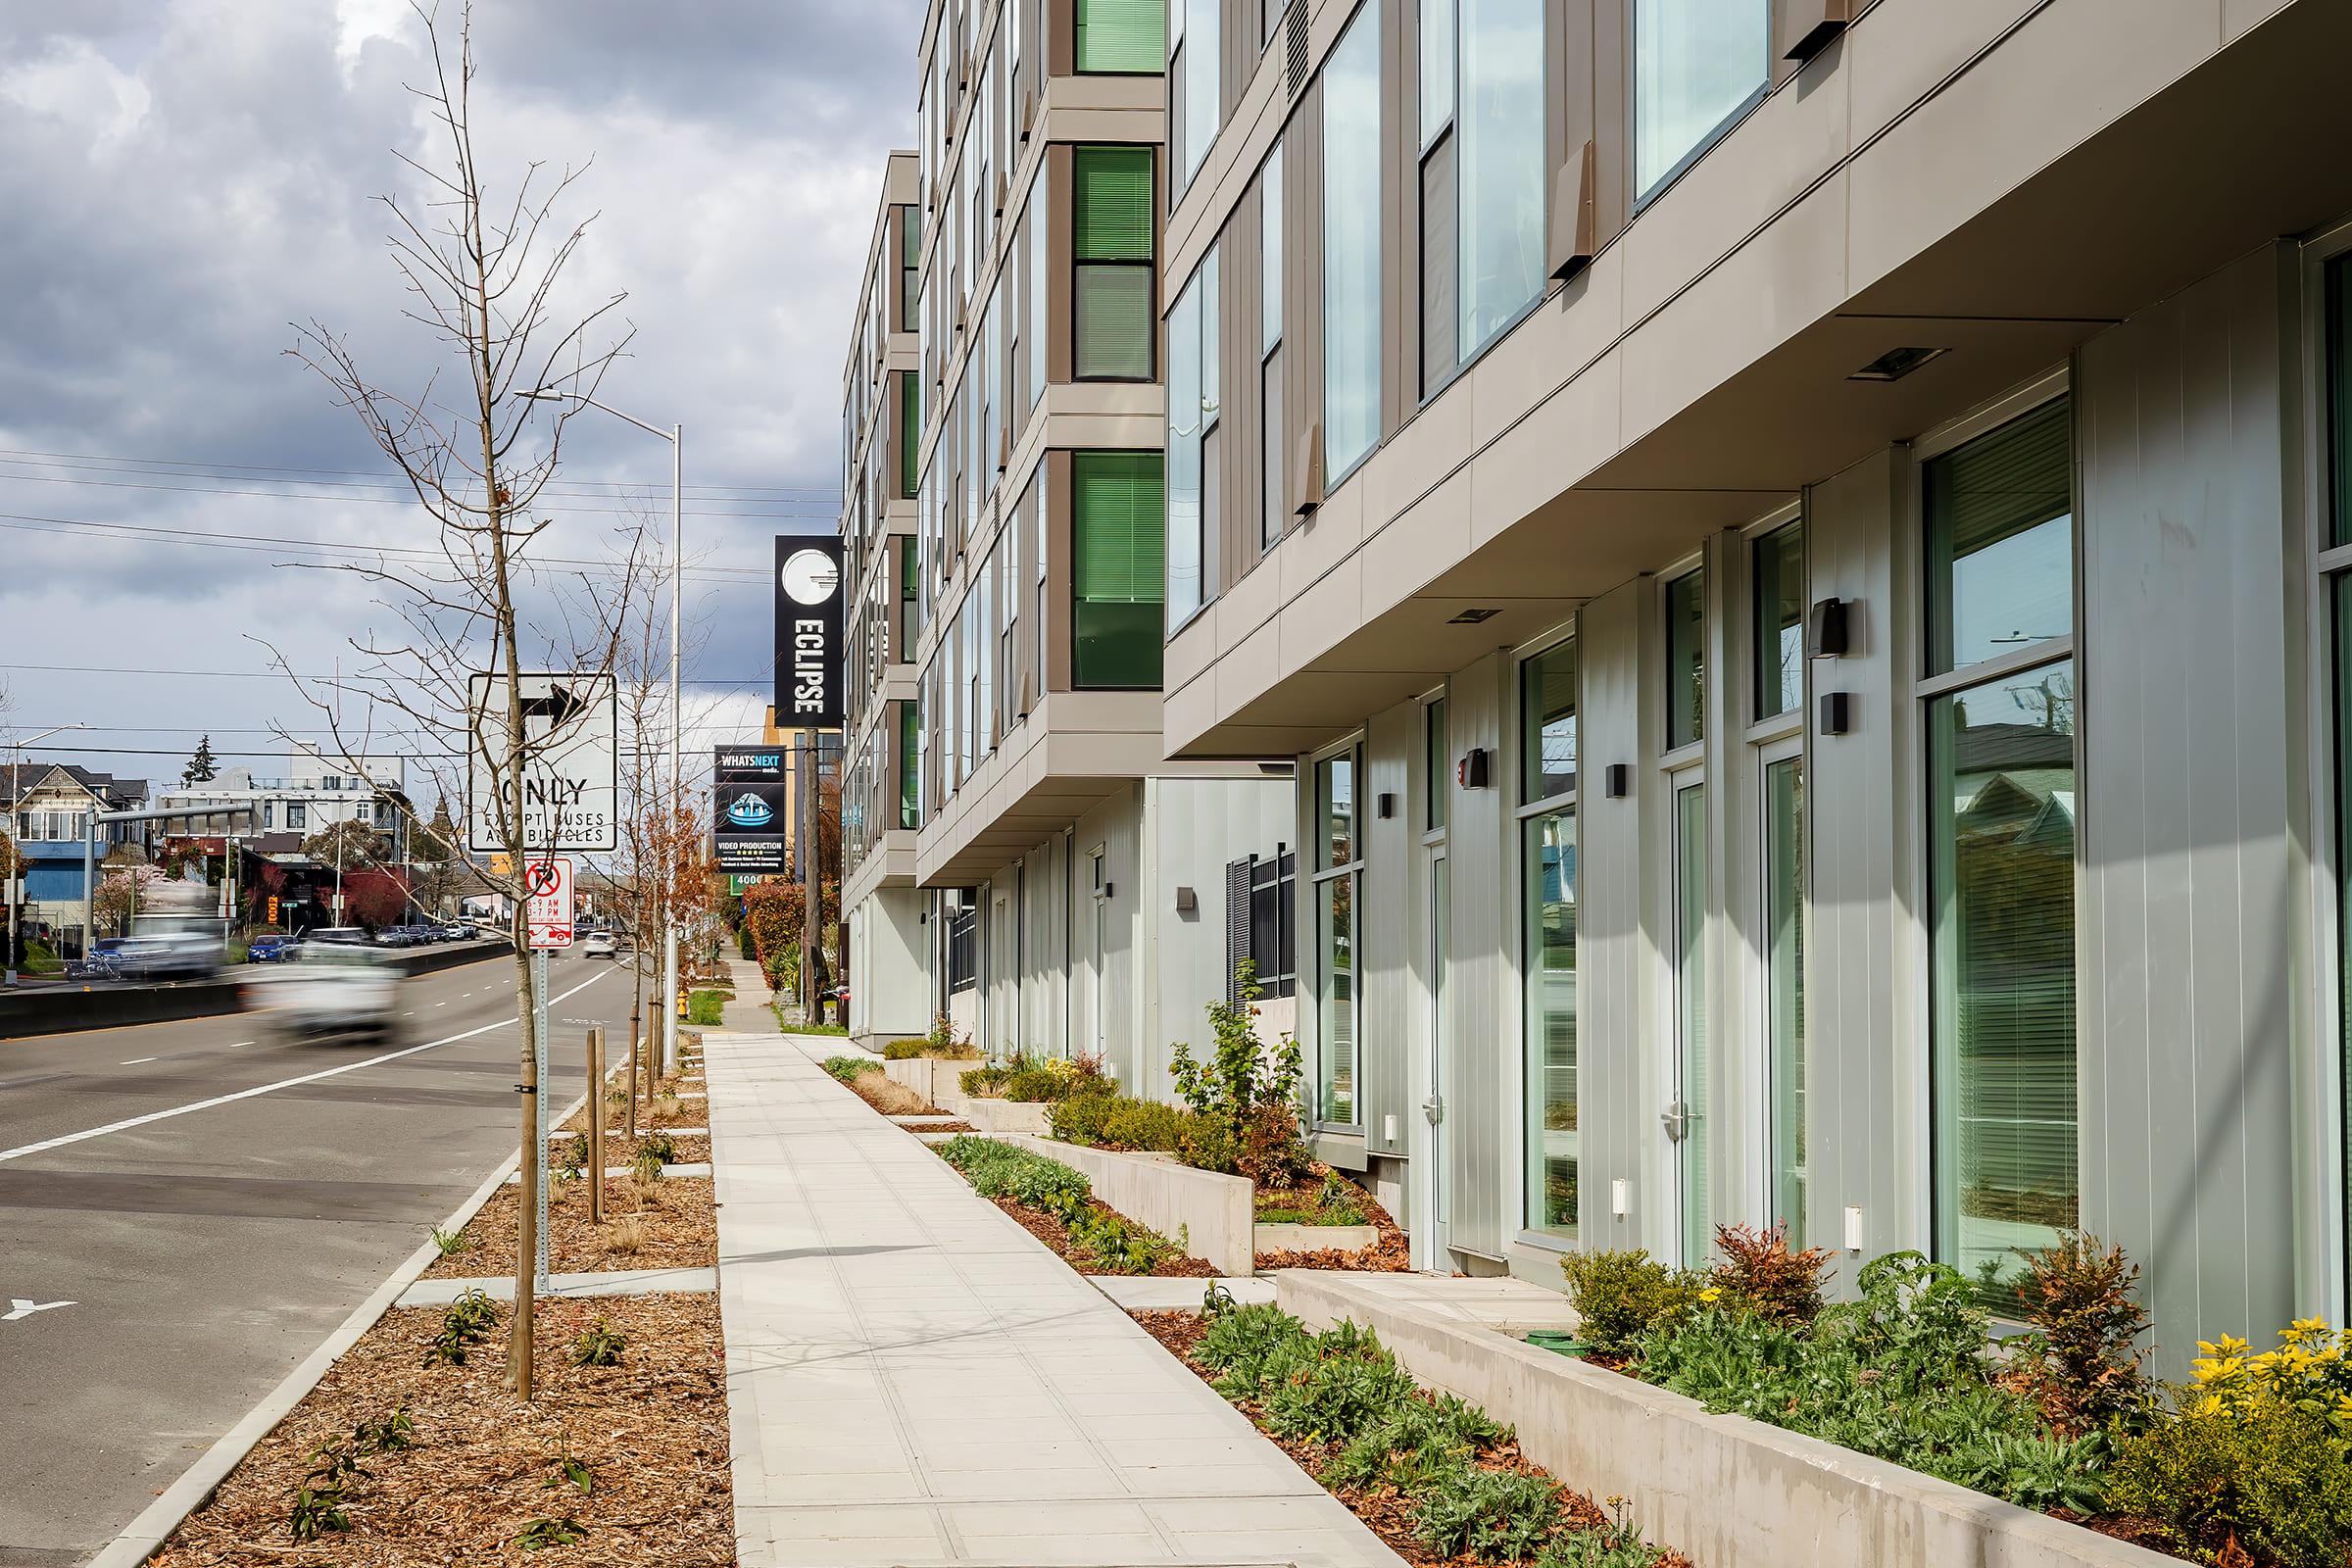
left=4, top=723, right=86, bottom=987
left=520, top=387, right=684, bottom=1077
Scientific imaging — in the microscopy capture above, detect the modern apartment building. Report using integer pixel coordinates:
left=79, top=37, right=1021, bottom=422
left=837, top=0, right=1297, bottom=1088
left=1150, top=0, right=2352, bottom=1369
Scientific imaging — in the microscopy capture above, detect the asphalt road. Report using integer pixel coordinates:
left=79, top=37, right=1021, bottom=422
left=0, top=949, right=637, bottom=1566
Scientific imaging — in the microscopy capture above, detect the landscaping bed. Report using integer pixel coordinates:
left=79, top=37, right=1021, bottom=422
left=1136, top=1301, right=1683, bottom=1568
left=937, top=1135, right=1217, bottom=1278
left=146, top=1293, right=732, bottom=1566
left=424, top=1168, right=714, bottom=1277
left=821, top=1054, right=944, bottom=1116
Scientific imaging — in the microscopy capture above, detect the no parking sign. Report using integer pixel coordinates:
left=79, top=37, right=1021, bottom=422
left=523, top=857, right=574, bottom=950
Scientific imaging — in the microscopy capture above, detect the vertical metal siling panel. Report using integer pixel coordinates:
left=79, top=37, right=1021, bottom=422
left=1576, top=585, right=1651, bottom=1250
left=2076, top=245, right=2304, bottom=1371
left=1445, top=651, right=1509, bottom=1257
left=1364, top=702, right=1415, bottom=1157
left=1803, top=448, right=1919, bottom=1270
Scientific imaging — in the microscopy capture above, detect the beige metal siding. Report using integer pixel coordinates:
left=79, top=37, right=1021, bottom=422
left=1443, top=650, right=1510, bottom=1255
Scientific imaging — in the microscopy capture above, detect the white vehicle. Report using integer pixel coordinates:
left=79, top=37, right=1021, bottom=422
left=580, top=929, right=618, bottom=959
left=249, top=943, right=404, bottom=1044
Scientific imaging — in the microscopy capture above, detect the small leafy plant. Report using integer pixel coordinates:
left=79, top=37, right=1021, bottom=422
left=640, top=1130, right=679, bottom=1164
left=556, top=1133, right=590, bottom=1179
left=2006, top=1230, right=2152, bottom=1435
left=429, top=1225, right=467, bottom=1257
left=515, top=1516, right=589, bottom=1550
left=571, top=1316, right=626, bottom=1367
left=352, top=1406, right=414, bottom=1454
left=424, top=1289, right=498, bottom=1366
left=1558, top=1248, right=1704, bottom=1357
left=632, top=1146, right=665, bottom=1186
left=287, top=1483, right=352, bottom=1542
left=548, top=1437, right=595, bottom=1495
left=820, top=1055, right=873, bottom=1084
left=1709, top=1222, right=1834, bottom=1327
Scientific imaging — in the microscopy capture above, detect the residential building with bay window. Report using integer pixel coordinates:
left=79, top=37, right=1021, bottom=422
left=1145, top=0, right=2352, bottom=1375
left=836, top=0, right=1295, bottom=1092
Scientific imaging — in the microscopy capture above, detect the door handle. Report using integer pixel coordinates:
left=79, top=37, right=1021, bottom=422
left=1660, top=1101, right=1688, bottom=1143
left=1422, top=1094, right=1444, bottom=1125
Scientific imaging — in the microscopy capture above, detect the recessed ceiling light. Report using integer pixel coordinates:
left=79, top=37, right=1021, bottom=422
left=1848, top=346, right=1949, bottom=382
left=1448, top=608, right=1500, bottom=624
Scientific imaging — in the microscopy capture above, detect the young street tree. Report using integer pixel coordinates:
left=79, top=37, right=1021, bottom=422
left=280, top=0, right=646, bottom=1398
left=180, top=736, right=220, bottom=786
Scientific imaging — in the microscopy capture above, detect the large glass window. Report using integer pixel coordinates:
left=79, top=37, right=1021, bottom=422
left=1071, top=450, right=1165, bottom=687
left=1314, top=748, right=1363, bottom=1124
left=1665, top=566, right=1705, bottom=751
left=1076, top=0, right=1165, bottom=72
left=1072, top=146, right=1156, bottom=381
left=1027, top=179, right=1049, bottom=408
left=1633, top=0, right=1768, bottom=201
left=1455, top=0, right=1544, bottom=355
left=1521, top=638, right=1577, bottom=799
left=1926, top=394, right=2078, bottom=1296
left=1323, top=2, right=1383, bottom=476
left=1673, top=779, right=1710, bottom=1263
left=1930, top=660, right=2077, bottom=1286
left=899, top=204, right=919, bottom=329
left=1167, top=246, right=1220, bottom=626
left=899, top=371, right=920, bottom=499
left=1523, top=806, right=1577, bottom=1238
left=1927, top=398, right=2074, bottom=674
left=1425, top=695, right=1448, bottom=831
left=1753, top=519, right=1803, bottom=720
left=900, top=701, right=921, bottom=829
left=2329, top=257, right=2352, bottom=548
left=1260, top=143, right=1286, bottom=548
left=1170, top=0, right=1220, bottom=193
left=1765, top=756, right=1805, bottom=1237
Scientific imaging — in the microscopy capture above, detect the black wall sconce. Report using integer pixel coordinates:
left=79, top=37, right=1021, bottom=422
left=1377, top=792, right=1397, bottom=818
left=1605, top=763, right=1630, bottom=798
left=1458, top=748, right=1491, bottom=789
left=1819, top=692, right=1853, bottom=735
left=1808, top=597, right=1850, bottom=659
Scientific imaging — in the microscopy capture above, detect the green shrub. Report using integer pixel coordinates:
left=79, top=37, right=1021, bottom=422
left=1194, top=1300, right=1310, bottom=1394
left=883, top=1040, right=927, bottom=1059
left=2107, top=1398, right=2352, bottom=1568
left=570, top=1316, right=626, bottom=1367
left=22, top=940, right=61, bottom=975
left=1536, top=1502, right=1668, bottom=1568
left=937, top=1136, right=1093, bottom=1217
left=1001, top=1064, right=1073, bottom=1102
left=424, top=1288, right=499, bottom=1366
left=1168, top=959, right=1314, bottom=1184
left=737, top=924, right=755, bottom=959
left=1410, top=1461, right=1564, bottom=1563
left=687, top=989, right=725, bottom=1026
left=1259, top=1322, right=1422, bottom=1446
left=820, top=1055, right=873, bottom=1084
left=1558, top=1249, right=1705, bottom=1357
left=1321, top=1392, right=1506, bottom=1490
left=959, top=1064, right=1011, bottom=1097
left=641, top=1130, right=679, bottom=1164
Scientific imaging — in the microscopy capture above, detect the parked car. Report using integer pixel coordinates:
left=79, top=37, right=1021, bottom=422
left=438, top=922, right=471, bottom=942
left=580, top=929, right=617, bottom=959
left=305, top=926, right=371, bottom=948
left=246, top=933, right=300, bottom=963
left=378, top=924, right=435, bottom=948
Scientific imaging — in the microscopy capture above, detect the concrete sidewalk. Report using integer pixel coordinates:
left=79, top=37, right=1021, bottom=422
left=705, top=1027, right=1406, bottom=1568
left=716, top=952, right=777, bottom=1032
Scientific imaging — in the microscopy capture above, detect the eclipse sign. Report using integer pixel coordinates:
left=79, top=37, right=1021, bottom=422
left=773, top=537, right=844, bottom=729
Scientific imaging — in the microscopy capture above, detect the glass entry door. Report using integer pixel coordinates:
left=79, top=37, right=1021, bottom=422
left=1672, top=777, right=1711, bottom=1264
left=1426, top=848, right=1449, bottom=1258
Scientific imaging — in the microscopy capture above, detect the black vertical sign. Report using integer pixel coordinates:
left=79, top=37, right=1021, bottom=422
left=774, top=537, right=845, bottom=729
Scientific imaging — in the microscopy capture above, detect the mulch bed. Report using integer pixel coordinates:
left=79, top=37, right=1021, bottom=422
left=1134, top=1309, right=1691, bottom=1568
left=425, top=1169, right=715, bottom=1278
left=573, top=1130, right=713, bottom=1168
left=148, top=1294, right=733, bottom=1567
left=1253, top=1164, right=1412, bottom=1272
left=987, top=1195, right=1219, bottom=1278
left=564, top=1098, right=703, bottom=1133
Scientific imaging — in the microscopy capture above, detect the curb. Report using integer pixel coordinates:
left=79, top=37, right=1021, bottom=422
left=85, top=1081, right=598, bottom=1568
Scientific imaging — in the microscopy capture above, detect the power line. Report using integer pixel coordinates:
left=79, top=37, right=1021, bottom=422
left=0, top=661, right=776, bottom=683
left=0, top=447, right=842, bottom=500
left=0, top=466, right=840, bottom=518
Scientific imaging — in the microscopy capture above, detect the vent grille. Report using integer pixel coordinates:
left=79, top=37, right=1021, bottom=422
left=1284, top=2, right=1308, bottom=99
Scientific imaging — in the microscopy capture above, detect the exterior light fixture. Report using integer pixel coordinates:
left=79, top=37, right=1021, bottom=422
left=1819, top=691, right=1853, bottom=734
left=1457, top=748, right=1491, bottom=789
left=1447, top=608, right=1500, bottom=625
left=1847, top=345, right=1948, bottom=382
left=1604, top=763, right=1630, bottom=798
left=1807, top=597, right=1849, bottom=658
left=1376, top=792, right=1397, bottom=818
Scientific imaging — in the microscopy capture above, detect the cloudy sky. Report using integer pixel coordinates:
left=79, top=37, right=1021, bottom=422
left=0, top=0, right=922, bottom=808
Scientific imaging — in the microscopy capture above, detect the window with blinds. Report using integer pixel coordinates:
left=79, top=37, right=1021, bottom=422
left=1927, top=397, right=2074, bottom=674
left=1071, top=450, right=1165, bottom=688
left=899, top=371, right=919, bottom=498
left=1072, top=145, right=1155, bottom=381
left=1074, top=0, right=1165, bottom=73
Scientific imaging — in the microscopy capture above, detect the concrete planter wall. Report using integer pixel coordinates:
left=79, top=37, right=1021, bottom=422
left=881, top=1057, right=1057, bottom=1136
left=1001, top=1134, right=1256, bottom=1276
left=1254, top=1221, right=1384, bottom=1253
left=1277, top=1273, right=2180, bottom=1568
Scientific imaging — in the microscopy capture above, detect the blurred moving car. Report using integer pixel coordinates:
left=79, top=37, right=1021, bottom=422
left=246, top=933, right=300, bottom=963
left=249, top=942, right=403, bottom=1044
left=580, top=929, right=618, bottom=959
left=376, top=924, right=435, bottom=949
left=437, top=922, right=470, bottom=942
left=306, top=927, right=371, bottom=947
left=110, top=932, right=218, bottom=981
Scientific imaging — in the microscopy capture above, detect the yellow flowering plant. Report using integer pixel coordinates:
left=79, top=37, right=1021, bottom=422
left=2188, top=1317, right=2352, bottom=1435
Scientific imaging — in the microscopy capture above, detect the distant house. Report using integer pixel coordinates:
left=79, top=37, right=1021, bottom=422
left=1, top=760, right=152, bottom=956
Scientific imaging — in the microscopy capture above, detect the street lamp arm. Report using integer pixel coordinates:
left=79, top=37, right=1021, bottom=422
left=518, top=387, right=674, bottom=444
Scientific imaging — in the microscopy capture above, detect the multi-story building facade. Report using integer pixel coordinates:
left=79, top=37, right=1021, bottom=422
left=152, top=746, right=408, bottom=844
left=3, top=760, right=151, bottom=956
left=1152, top=0, right=2352, bottom=1367
left=838, top=0, right=1297, bottom=1090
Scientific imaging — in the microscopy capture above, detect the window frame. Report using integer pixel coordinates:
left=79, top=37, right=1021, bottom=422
left=1514, top=626, right=1581, bottom=1245
left=1070, top=144, right=1160, bottom=384
left=1310, top=734, right=1368, bottom=1130
left=1630, top=0, right=1771, bottom=211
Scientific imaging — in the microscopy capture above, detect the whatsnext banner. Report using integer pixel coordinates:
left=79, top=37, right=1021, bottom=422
left=713, top=747, right=789, bottom=874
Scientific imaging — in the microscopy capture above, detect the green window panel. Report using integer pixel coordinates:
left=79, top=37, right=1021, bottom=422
left=1072, top=450, right=1164, bottom=688
left=1074, top=146, right=1155, bottom=381
left=1074, top=0, right=1164, bottom=73
left=899, top=371, right=919, bottom=499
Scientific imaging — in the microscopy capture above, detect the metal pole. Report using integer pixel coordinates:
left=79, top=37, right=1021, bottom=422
left=626, top=972, right=640, bottom=1141
left=514, top=945, right=540, bottom=1400
left=802, top=734, right=817, bottom=1024
left=664, top=421, right=682, bottom=1084
left=532, top=947, right=550, bottom=1291
left=82, top=812, right=95, bottom=955
left=587, top=1025, right=605, bottom=1226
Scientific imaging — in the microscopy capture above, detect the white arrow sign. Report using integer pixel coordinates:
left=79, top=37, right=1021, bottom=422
left=466, top=672, right=618, bottom=854
left=4, top=1298, right=74, bottom=1321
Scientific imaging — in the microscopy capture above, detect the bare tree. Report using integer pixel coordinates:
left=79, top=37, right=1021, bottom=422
left=276, top=1, right=647, bottom=1399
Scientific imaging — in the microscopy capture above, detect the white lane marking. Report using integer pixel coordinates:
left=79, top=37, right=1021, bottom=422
left=434, top=1002, right=447, bottom=1007
left=120, top=1056, right=158, bottom=1065
left=229, top=1041, right=253, bottom=1049
left=4, top=1298, right=74, bottom=1321
left=0, top=971, right=613, bottom=1165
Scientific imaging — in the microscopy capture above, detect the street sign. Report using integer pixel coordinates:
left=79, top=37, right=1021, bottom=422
left=466, top=672, right=618, bottom=854
left=266, top=895, right=279, bottom=923
left=773, top=537, right=845, bottom=728
left=524, top=856, right=574, bottom=950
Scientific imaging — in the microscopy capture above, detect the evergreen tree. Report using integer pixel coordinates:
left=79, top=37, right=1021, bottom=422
left=181, top=735, right=220, bottom=785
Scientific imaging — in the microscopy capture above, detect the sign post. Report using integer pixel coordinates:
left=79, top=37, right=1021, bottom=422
left=586, top=1026, right=605, bottom=1226
left=531, top=948, right=550, bottom=1291
left=522, top=857, right=571, bottom=1294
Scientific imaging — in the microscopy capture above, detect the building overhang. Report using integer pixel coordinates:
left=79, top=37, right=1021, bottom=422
left=1166, top=0, right=2352, bottom=759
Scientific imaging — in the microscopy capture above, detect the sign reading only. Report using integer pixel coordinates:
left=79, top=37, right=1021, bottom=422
left=466, top=672, right=618, bottom=854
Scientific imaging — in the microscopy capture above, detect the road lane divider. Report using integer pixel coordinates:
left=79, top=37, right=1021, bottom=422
left=0, top=969, right=616, bottom=1165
